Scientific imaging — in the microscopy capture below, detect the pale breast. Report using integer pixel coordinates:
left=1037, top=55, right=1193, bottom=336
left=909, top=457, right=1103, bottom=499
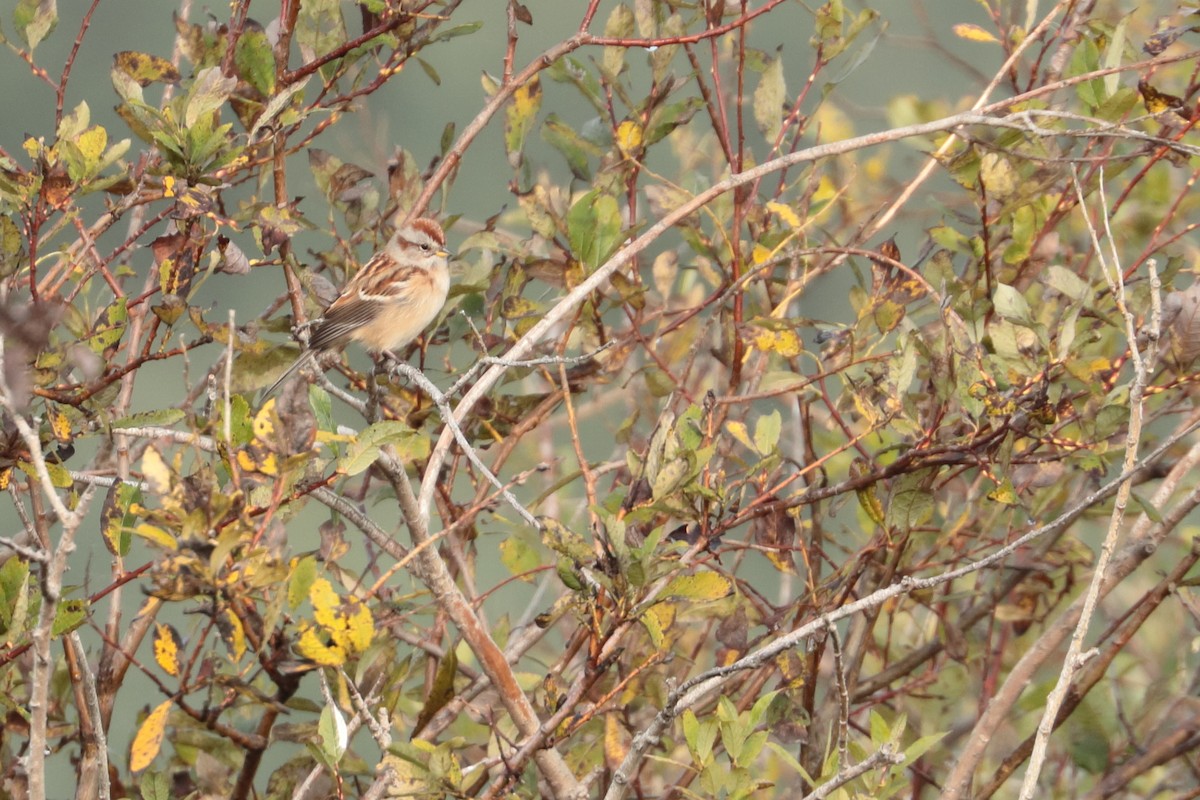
left=354, top=264, right=450, bottom=352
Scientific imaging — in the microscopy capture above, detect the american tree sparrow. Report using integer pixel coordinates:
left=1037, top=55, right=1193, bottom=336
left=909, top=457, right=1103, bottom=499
left=263, top=217, right=451, bottom=397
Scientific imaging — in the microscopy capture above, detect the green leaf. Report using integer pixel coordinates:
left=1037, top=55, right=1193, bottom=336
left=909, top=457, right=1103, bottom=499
left=139, top=771, right=170, bottom=800
left=753, top=56, right=786, bottom=139
left=13, top=0, right=56, bottom=50
left=662, top=572, right=732, bottom=602
left=540, top=517, right=593, bottom=562
left=0, top=558, right=33, bottom=637
left=1002, top=204, right=1036, bottom=264
left=338, top=420, right=428, bottom=475
left=901, top=731, right=947, bottom=766
left=1065, top=693, right=1111, bottom=773
left=295, top=0, right=347, bottom=66
left=645, top=97, right=702, bottom=146
left=869, top=709, right=891, bottom=743
left=504, top=77, right=542, bottom=167
left=499, top=532, right=541, bottom=579
left=734, top=730, right=768, bottom=767
left=1046, top=265, right=1088, bottom=303
left=753, top=410, right=782, bottom=455
left=112, top=409, right=186, bottom=430
left=542, top=114, right=598, bottom=180
left=993, top=283, right=1033, bottom=326
left=100, top=481, right=139, bottom=557
left=651, top=456, right=691, bottom=500
left=288, top=555, right=318, bottom=611
left=51, top=598, right=87, bottom=636
left=640, top=603, right=668, bottom=649
left=317, top=704, right=347, bottom=765
left=17, top=459, right=71, bottom=488
left=0, top=215, right=25, bottom=279
left=427, top=20, right=483, bottom=43
left=602, top=4, right=634, bottom=78
left=219, top=394, right=254, bottom=447
left=978, top=152, right=1017, bottom=198
left=56, top=101, right=90, bottom=141
left=87, top=297, right=127, bottom=352
left=248, top=78, right=309, bottom=142
left=766, top=742, right=814, bottom=781
left=309, top=384, right=334, bottom=435
left=413, top=646, right=458, bottom=735
left=1130, top=491, right=1163, bottom=523
left=184, top=67, right=236, bottom=128
left=885, top=471, right=934, bottom=532
left=1093, top=86, right=1138, bottom=122
left=566, top=189, right=622, bottom=271
left=234, top=27, right=276, bottom=96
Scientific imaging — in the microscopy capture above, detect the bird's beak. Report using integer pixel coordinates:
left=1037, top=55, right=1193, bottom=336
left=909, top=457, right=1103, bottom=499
left=437, top=248, right=453, bottom=260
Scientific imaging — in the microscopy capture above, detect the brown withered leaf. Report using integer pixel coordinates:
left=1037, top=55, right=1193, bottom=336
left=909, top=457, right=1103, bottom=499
left=1143, top=13, right=1199, bottom=56
left=39, top=165, right=73, bottom=209
left=716, top=607, right=749, bottom=653
left=151, top=228, right=201, bottom=297
left=754, top=504, right=797, bottom=574
left=1163, top=284, right=1200, bottom=370
left=216, top=235, right=250, bottom=275
left=0, top=299, right=62, bottom=408
left=1138, top=78, right=1192, bottom=125
left=871, top=236, right=927, bottom=305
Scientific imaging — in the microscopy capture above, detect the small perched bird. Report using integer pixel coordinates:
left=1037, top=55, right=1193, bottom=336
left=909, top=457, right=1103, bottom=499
left=263, top=217, right=451, bottom=398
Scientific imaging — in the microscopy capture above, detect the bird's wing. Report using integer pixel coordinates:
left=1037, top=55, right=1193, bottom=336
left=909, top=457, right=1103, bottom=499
left=307, top=261, right=429, bottom=350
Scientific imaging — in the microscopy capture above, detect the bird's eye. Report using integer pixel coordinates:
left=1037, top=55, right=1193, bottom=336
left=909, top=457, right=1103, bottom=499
left=420, top=243, right=431, bottom=252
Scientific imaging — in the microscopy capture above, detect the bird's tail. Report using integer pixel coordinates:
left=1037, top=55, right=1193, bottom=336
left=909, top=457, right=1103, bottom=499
left=262, top=351, right=315, bottom=400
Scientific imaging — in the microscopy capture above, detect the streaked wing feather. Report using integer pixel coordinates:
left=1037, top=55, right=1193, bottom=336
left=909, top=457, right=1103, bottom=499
left=355, top=262, right=427, bottom=301
left=308, top=297, right=378, bottom=350
left=308, top=248, right=432, bottom=350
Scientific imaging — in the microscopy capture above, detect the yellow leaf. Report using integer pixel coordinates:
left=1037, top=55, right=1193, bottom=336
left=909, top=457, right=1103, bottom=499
left=812, top=174, right=837, bottom=203
left=751, top=244, right=772, bottom=265
left=641, top=602, right=674, bottom=649
left=296, top=625, right=346, bottom=666
left=340, top=599, right=374, bottom=654
left=130, top=700, right=171, bottom=772
left=47, top=404, right=72, bottom=442
left=752, top=329, right=802, bottom=357
left=953, top=23, right=999, bottom=43
left=616, top=120, right=643, bottom=155
left=604, top=713, right=629, bottom=771
left=152, top=623, right=182, bottom=676
left=133, top=523, right=178, bottom=551
left=663, top=572, right=732, bottom=602
left=77, top=126, right=107, bottom=163
left=253, top=399, right=278, bottom=439
left=308, top=578, right=372, bottom=658
left=725, top=420, right=755, bottom=452
left=220, top=608, right=245, bottom=661
left=141, top=448, right=171, bottom=495
left=764, top=548, right=797, bottom=575
left=235, top=448, right=277, bottom=476
left=512, top=77, right=541, bottom=116
left=162, top=175, right=176, bottom=197
left=988, top=479, right=1018, bottom=506
left=856, top=485, right=886, bottom=526
left=766, top=201, right=801, bottom=230
left=309, top=578, right=339, bottom=629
